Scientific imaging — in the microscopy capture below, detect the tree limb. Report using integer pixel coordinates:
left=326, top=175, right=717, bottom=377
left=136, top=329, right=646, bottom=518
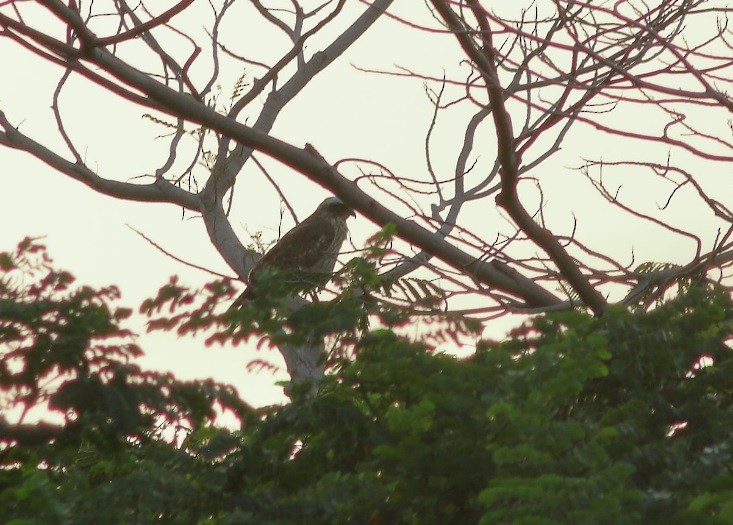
left=0, top=110, right=199, bottom=209
left=429, top=0, right=607, bottom=314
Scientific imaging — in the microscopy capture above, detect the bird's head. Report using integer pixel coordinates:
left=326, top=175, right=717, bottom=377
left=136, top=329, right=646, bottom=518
left=317, top=197, right=356, bottom=219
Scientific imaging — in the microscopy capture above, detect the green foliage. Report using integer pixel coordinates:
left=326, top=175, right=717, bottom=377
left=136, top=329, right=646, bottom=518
left=142, top=227, right=475, bottom=368
left=0, top=239, right=251, bottom=523
left=2, top=239, right=733, bottom=524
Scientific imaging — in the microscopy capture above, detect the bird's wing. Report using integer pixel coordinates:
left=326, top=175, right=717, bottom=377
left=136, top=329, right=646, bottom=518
left=256, top=215, right=337, bottom=271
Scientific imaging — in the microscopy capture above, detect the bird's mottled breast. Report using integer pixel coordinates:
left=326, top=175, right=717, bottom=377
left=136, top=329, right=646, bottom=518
left=234, top=198, right=353, bottom=304
left=315, top=216, right=349, bottom=273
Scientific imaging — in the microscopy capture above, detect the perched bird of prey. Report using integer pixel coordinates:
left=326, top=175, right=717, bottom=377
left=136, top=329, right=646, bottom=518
left=231, top=197, right=356, bottom=307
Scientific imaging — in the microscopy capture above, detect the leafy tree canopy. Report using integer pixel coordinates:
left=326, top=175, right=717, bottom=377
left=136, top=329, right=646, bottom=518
left=2, top=238, right=733, bottom=524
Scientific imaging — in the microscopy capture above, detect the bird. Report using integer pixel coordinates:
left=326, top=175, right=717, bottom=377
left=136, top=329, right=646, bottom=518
left=230, top=197, right=356, bottom=308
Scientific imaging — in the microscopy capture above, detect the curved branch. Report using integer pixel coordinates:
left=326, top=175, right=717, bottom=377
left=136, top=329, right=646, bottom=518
left=207, top=0, right=394, bottom=202
left=0, top=110, right=199, bottom=209
left=97, top=0, right=194, bottom=47
left=430, top=0, right=608, bottom=314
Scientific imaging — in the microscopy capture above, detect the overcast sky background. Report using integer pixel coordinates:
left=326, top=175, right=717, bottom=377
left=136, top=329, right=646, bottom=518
left=1, top=1, right=729, bottom=407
